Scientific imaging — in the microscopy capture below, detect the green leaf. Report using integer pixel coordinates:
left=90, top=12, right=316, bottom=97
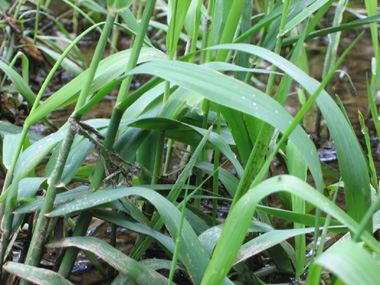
left=235, top=0, right=315, bottom=43
left=12, top=129, right=67, bottom=182
left=167, top=0, right=192, bottom=56
left=235, top=227, right=320, bottom=265
left=92, top=209, right=175, bottom=254
left=25, top=47, right=166, bottom=125
left=109, top=0, right=133, bottom=12
left=0, top=0, right=10, bottom=10
left=61, top=137, right=93, bottom=185
left=14, top=186, right=88, bottom=214
left=308, top=241, right=380, bottom=285
left=3, top=262, right=73, bottom=285
left=202, top=62, right=283, bottom=75
left=215, top=0, right=246, bottom=62
left=183, top=0, right=203, bottom=39
left=0, top=61, right=36, bottom=106
left=47, top=237, right=169, bottom=284
left=128, top=59, right=322, bottom=191
left=280, top=0, right=331, bottom=36
left=3, top=134, right=22, bottom=170
left=209, top=43, right=371, bottom=230
left=47, top=187, right=232, bottom=284
left=140, top=259, right=182, bottom=272
left=119, top=9, right=152, bottom=47
left=0, top=121, right=43, bottom=143
left=202, top=175, right=380, bottom=284
left=255, top=205, right=343, bottom=229
left=18, top=177, right=47, bottom=200
left=123, top=117, right=243, bottom=177
left=282, top=15, right=380, bottom=46
left=199, top=220, right=273, bottom=256
left=37, top=45, right=83, bottom=76
left=195, top=161, right=239, bottom=197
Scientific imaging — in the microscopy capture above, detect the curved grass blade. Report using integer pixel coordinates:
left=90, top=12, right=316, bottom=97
left=18, top=177, right=47, bottom=200
left=92, top=209, right=175, bottom=255
left=0, top=61, right=36, bottom=106
left=0, top=122, right=43, bottom=143
left=256, top=205, right=343, bottom=229
left=208, top=43, right=371, bottom=230
left=2, top=134, right=23, bottom=170
left=202, top=175, right=380, bottom=284
left=166, top=0, right=191, bottom=58
left=46, top=237, right=169, bottom=285
left=140, top=259, right=182, bottom=272
left=307, top=240, right=380, bottom=285
left=3, top=262, right=73, bottom=285
left=199, top=221, right=273, bottom=256
left=195, top=161, right=239, bottom=197
left=280, top=0, right=331, bottom=36
left=37, top=45, right=83, bottom=75
left=234, top=227, right=341, bottom=266
left=14, top=186, right=88, bottom=215
left=128, top=60, right=323, bottom=190
left=202, top=62, right=283, bottom=75
left=25, top=47, right=166, bottom=125
left=47, top=187, right=232, bottom=284
left=127, top=117, right=243, bottom=176
left=282, top=14, right=380, bottom=46
left=235, top=0, right=315, bottom=43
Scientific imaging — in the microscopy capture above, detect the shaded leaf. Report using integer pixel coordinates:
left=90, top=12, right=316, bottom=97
left=47, top=237, right=169, bottom=284
left=3, top=262, right=73, bottom=285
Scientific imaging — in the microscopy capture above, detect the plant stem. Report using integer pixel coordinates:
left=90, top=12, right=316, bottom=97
left=57, top=1, right=157, bottom=277
left=212, top=107, right=221, bottom=226
left=19, top=14, right=115, bottom=285
left=58, top=213, right=92, bottom=277
left=22, top=126, right=76, bottom=268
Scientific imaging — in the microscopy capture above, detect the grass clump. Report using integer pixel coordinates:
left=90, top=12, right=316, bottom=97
left=0, top=0, right=379, bottom=284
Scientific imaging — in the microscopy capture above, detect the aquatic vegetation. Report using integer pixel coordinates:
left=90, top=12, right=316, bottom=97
left=0, top=0, right=380, bottom=284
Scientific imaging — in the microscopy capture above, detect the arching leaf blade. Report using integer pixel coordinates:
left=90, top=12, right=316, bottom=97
left=128, top=59, right=323, bottom=191
left=208, top=43, right=371, bottom=231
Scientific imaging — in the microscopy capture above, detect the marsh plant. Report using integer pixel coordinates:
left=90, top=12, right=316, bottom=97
left=0, top=0, right=380, bottom=284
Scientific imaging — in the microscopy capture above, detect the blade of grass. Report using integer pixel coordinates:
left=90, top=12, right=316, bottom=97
left=3, top=262, right=73, bottom=285
left=210, top=39, right=371, bottom=231
left=202, top=175, right=380, bottom=284
left=58, top=1, right=159, bottom=277
left=307, top=241, right=380, bottom=285
left=47, top=237, right=169, bottom=284
left=20, top=14, right=116, bottom=280
left=287, top=141, right=307, bottom=280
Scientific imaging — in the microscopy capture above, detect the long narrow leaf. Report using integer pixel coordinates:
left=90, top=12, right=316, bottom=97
left=202, top=175, right=380, bottom=284
left=128, top=60, right=323, bottom=191
left=208, top=44, right=371, bottom=229
left=308, top=241, right=380, bottom=285
left=46, top=237, right=169, bottom=284
left=3, top=262, right=73, bottom=285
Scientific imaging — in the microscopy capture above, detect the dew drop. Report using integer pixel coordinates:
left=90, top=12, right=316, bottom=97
left=274, top=110, right=278, bottom=114
left=253, top=102, right=257, bottom=107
